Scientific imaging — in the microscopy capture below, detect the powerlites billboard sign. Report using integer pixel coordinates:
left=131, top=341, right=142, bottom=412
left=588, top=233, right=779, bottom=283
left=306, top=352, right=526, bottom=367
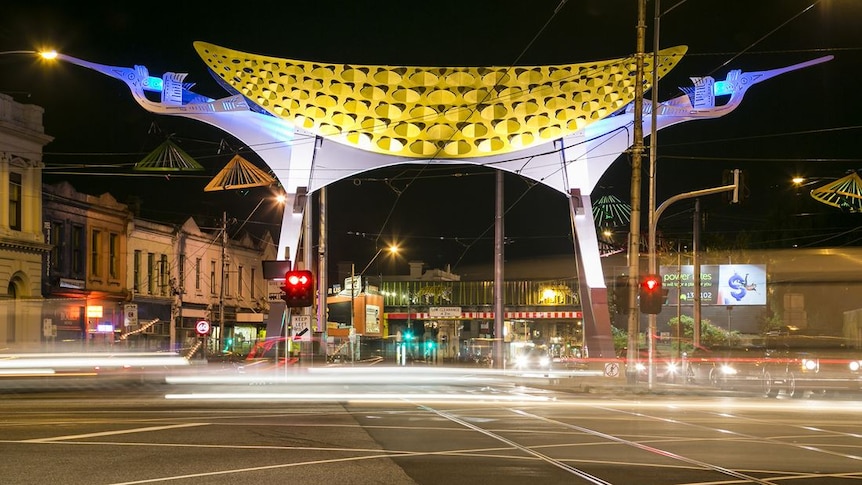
left=660, top=264, right=766, bottom=306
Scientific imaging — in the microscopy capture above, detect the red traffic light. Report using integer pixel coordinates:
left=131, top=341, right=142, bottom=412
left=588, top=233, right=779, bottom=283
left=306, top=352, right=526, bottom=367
left=281, top=270, right=314, bottom=307
left=639, top=274, right=663, bottom=314
left=287, top=272, right=310, bottom=286
left=643, top=275, right=660, bottom=291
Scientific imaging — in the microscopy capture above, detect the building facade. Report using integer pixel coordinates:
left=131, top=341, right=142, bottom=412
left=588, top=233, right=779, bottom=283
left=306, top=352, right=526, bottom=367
left=167, top=216, right=277, bottom=356
left=42, top=182, right=132, bottom=349
left=0, top=94, right=52, bottom=347
left=41, top=182, right=277, bottom=354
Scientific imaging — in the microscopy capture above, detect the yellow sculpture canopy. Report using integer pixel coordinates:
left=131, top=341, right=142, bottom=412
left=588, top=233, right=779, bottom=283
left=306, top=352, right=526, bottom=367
left=194, top=42, right=687, bottom=159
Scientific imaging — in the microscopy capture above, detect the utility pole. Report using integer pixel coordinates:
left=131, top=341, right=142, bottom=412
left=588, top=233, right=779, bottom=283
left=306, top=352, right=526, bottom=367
left=350, top=262, right=355, bottom=364
left=219, top=210, right=227, bottom=353
left=646, top=0, right=661, bottom=390
left=494, top=170, right=505, bottom=369
left=318, top=187, right=327, bottom=359
left=626, top=0, right=647, bottom=384
left=693, top=199, right=701, bottom=347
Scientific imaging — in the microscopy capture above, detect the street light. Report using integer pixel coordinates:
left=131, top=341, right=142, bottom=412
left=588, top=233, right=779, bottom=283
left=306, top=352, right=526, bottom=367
left=1, top=50, right=59, bottom=100
left=0, top=50, right=57, bottom=58
left=349, top=244, right=399, bottom=363
left=233, top=191, right=287, bottom=235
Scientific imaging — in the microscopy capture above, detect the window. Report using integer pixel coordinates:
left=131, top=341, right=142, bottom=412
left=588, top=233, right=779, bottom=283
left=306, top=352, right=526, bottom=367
left=9, top=172, right=22, bottom=231
left=109, top=233, right=119, bottom=279
left=178, top=255, right=185, bottom=293
left=50, top=221, right=64, bottom=274
left=71, top=225, right=84, bottom=276
left=225, top=264, right=231, bottom=297
left=250, top=268, right=256, bottom=299
left=133, top=250, right=141, bottom=292
left=238, top=265, right=244, bottom=299
left=90, top=230, right=102, bottom=277
left=210, top=260, right=217, bottom=295
left=195, top=258, right=201, bottom=291
left=147, top=253, right=155, bottom=294
left=160, top=254, right=169, bottom=296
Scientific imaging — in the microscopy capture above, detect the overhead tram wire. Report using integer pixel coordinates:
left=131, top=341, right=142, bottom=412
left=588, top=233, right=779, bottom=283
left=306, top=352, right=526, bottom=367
left=707, top=0, right=823, bottom=76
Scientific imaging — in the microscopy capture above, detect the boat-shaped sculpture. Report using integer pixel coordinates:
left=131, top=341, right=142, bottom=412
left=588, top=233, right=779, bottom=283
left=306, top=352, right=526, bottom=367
left=50, top=44, right=832, bottom=358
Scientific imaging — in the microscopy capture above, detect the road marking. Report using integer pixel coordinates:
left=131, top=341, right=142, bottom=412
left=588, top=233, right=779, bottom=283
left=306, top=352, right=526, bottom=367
left=417, top=403, right=614, bottom=485
left=511, top=409, right=776, bottom=485
left=22, top=422, right=208, bottom=442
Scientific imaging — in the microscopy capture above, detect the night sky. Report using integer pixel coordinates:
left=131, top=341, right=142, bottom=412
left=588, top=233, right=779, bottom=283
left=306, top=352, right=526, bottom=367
left=2, top=0, right=860, bottom=275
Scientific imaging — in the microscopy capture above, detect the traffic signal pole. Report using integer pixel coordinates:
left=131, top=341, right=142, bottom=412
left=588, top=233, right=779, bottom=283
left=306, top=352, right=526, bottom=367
left=647, top=0, right=660, bottom=390
left=646, top=180, right=739, bottom=387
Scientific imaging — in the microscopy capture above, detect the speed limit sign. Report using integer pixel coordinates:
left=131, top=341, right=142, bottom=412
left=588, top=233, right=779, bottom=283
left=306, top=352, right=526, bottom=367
left=195, top=320, right=211, bottom=335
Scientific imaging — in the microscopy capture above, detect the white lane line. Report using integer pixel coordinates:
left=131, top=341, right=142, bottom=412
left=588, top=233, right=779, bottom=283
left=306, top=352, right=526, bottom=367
left=510, top=408, right=777, bottom=485
left=416, top=403, right=613, bottom=485
left=22, top=423, right=208, bottom=442
left=107, top=453, right=427, bottom=485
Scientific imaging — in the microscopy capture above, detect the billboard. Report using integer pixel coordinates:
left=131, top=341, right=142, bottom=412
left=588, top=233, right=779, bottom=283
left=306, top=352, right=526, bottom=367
left=660, top=264, right=766, bottom=306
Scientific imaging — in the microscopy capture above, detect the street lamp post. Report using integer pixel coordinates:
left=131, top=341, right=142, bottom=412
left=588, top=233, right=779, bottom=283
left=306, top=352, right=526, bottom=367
left=349, top=245, right=398, bottom=362
left=0, top=50, right=57, bottom=58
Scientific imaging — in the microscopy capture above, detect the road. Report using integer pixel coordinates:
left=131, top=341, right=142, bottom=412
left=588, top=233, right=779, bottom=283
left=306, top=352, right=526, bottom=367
left=1, top=366, right=862, bottom=484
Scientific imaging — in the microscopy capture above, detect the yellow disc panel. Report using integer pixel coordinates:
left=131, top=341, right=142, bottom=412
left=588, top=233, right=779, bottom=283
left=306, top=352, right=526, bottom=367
left=194, top=42, right=687, bottom=159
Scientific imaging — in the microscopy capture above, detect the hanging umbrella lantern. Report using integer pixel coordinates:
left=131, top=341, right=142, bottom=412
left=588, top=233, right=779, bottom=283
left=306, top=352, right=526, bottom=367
left=809, top=172, right=862, bottom=213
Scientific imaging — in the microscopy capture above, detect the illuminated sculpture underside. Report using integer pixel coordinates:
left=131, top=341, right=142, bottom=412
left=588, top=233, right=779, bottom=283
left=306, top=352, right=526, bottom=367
left=194, top=42, right=686, bottom=159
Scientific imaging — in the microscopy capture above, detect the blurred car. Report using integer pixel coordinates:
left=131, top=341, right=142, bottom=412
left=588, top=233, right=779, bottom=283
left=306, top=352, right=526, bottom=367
left=551, top=346, right=589, bottom=370
left=761, top=332, right=862, bottom=398
left=686, top=344, right=769, bottom=390
left=617, top=347, right=681, bottom=382
left=512, top=348, right=552, bottom=372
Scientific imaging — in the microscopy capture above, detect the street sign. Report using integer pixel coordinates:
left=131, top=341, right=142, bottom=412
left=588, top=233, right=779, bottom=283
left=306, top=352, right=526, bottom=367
left=344, top=276, right=361, bottom=296
left=291, top=315, right=312, bottom=341
left=429, top=306, right=461, bottom=318
left=195, top=320, right=211, bottom=335
left=124, top=303, right=138, bottom=328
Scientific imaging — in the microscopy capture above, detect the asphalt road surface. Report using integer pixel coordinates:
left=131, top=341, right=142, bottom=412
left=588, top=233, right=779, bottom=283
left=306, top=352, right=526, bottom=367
left=2, top=367, right=862, bottom=484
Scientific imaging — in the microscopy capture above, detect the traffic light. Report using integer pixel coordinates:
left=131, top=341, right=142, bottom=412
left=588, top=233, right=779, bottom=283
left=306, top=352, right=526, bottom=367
left=281, top=270, right=314, bottom=307
left=723, top=168, right=746, bottom=204
left=639, top=274, right=664, bottom=314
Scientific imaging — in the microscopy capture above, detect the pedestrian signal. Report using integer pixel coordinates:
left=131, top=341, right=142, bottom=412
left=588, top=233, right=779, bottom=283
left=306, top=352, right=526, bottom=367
left=639, top=274, right=664, bottom=314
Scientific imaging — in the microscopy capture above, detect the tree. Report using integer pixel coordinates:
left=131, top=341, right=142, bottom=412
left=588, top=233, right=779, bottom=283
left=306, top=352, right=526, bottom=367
left=666, top=315, right=739, bottom=350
